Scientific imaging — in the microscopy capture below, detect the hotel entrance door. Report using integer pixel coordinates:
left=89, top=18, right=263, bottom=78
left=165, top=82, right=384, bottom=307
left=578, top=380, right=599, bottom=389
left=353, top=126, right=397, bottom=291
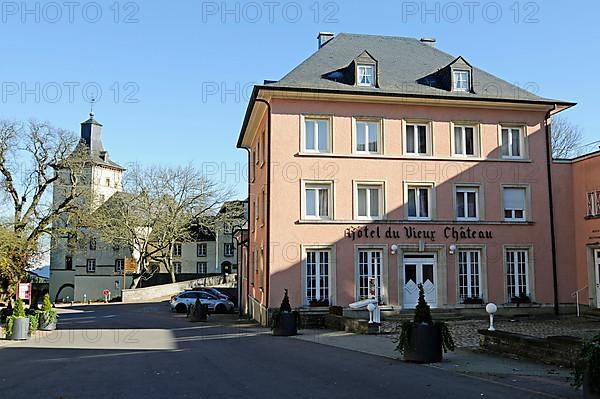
left=403, top=254, right=437, bottom=309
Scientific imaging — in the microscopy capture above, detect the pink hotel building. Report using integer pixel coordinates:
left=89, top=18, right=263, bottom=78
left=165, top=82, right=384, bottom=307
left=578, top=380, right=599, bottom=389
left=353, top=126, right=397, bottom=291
left=236, top=33, right=600, bottom=324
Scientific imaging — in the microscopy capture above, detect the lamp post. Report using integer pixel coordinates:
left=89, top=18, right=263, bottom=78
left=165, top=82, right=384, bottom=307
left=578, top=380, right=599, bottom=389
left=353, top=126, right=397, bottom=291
left=486, top=303, right=498, bottom=331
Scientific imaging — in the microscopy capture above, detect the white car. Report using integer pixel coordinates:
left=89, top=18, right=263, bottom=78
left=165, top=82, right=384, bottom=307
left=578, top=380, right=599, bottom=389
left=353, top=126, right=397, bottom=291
left=170, top=291, right=235, bottom=314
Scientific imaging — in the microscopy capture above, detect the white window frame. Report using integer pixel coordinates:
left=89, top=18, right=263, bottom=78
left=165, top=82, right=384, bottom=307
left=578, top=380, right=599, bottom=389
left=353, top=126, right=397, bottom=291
left=404, top=123, right=430, bottom=156
left=453, top=124, right=479, bottom=157
left=302, top=116, right=332, bottom=153
left=503, top=186, right=528, bottom=222
left=406, top=184, right=433, bottom=221
left=357, top=249, right=383, bottom=301
left=86, top=259, right=96, bottom=273
left=197, top=261, right=207, bottom=274
left=587, top=191, right=600, bottom=217
left=354, top=119, right=382, bottom=154
left=455, top=186, right=480, bottom=221
left=355, top=182, right=385, bottom=220
left=453, top=70, right=470, bottom=92
left=500, top=126, right=526, bottom=159
left=115, top=259, right=124, bottom=273
left=173, top=261, right=182, bottom=274
left=457, top=250, right=481, bottom=302
left=505, top=249, right=530, bottom=300
left=357, top=64, right=375, bottom=87
left=224, top=242, right=235, bottom=257
left=302, top=181, right=333, bottom=220
left=304, top=248, right=331, bottom=305
left=197, top=243, right=207, bottom=257
left=173, top=243, right=182, bottom=257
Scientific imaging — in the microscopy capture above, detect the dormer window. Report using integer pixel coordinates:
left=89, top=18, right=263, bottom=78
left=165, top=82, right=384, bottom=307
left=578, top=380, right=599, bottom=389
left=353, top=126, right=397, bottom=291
left=453, top=70, right=470, bottom=92
left=357, top=64, right=375, bottom=87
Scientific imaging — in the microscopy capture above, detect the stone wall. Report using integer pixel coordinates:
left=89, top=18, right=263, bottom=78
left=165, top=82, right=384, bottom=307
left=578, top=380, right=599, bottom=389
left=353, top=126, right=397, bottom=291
left=122, top=274, right=237, bottom=303
left=478, top=329, right=582, bottom=367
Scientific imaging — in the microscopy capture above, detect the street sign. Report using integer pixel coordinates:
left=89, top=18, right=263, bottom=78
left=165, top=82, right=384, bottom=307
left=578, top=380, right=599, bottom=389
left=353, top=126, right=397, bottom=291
left=124, top=258, right=137, bottom=273
left=103, top=289, right=110, bottom=297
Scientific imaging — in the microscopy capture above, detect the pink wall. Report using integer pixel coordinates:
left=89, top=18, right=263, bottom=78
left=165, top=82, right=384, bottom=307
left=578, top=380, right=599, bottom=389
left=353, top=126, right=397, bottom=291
left=263, top=97, right=560, bottom=309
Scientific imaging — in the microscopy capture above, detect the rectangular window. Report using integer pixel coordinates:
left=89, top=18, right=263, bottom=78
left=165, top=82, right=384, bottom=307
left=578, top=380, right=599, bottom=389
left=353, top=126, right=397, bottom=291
left=304, top=118, right=330, bottom=153
left=503, top=187, right=527, bottom=221
left=407, top=186, right=431, bottom=220
left=305, top=249, right=330, bottom=305
left=587, top=191, right=599, bottom=217
left=358, top=250, right=382, bottom=301
left=115, top=259, right=124, bottom=273
left=458, top=250, right=481, bottom=301
left=357, top=64, right=375, bottom=87
left=304, top=183, right=332, bottom=219
left=197, top=262, right=207, bottom=274
left=355, top=120, right=380, bottom=154
left=454, top=70, right=470, bottom=91
left=501, top=127, right=523, bottom=158
left=405, top=124, right=428, bottom=155
left=197, top=243, right=207, bottom=257
left=173, top=262, right=182, bottom=274
left=86, top=259, right=96, bottom=273
left=89, top=239, right=97, bottom=251
left=506, top=249, right=529, bottom=299
left=65, top=256, right=73, bottom=271
left=224, top=243, right=235, bottom=257
left=456, top=187, right=479, bottom=220
left=454, top=126, right=477, bottom=156
left=356, top=184, right=383, bottom=219
left=173, top=243, right=182, bottom=257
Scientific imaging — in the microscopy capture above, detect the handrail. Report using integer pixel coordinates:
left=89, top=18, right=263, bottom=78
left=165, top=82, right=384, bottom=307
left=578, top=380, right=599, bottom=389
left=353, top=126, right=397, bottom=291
left=571, top=286, right=588, bottom=297
left=571, top=286, right=588, bottom=317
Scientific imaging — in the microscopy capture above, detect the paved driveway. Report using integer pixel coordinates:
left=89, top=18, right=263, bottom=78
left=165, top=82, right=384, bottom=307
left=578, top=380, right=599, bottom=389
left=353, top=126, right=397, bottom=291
left=0, top=302, right=581, bottom=399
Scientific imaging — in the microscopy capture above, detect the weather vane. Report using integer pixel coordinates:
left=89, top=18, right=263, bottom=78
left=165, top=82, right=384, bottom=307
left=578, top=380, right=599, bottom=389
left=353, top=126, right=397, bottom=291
left=89, top=98, right=96, bottom=117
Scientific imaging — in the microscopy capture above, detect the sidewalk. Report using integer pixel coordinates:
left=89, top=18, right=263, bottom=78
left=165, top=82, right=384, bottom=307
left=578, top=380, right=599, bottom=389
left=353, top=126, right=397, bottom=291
left=293, top=328, right=580, bottom=399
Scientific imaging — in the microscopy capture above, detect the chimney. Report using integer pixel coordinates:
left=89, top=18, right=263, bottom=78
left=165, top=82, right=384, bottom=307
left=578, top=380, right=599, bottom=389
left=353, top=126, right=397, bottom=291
left=420, top=38, right=437, bottom=47
left=317, top=32, right=335, bottom=49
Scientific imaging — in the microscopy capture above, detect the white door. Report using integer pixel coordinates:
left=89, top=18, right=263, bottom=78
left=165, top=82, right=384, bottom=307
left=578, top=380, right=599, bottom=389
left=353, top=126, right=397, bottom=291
left=403, top=254, right=437, bottom=309
left=595, top=249, right=600, bottom=309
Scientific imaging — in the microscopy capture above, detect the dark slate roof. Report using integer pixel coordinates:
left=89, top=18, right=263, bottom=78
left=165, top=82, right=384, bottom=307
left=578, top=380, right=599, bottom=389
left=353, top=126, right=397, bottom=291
left=267, top=33, right=571, bottom=104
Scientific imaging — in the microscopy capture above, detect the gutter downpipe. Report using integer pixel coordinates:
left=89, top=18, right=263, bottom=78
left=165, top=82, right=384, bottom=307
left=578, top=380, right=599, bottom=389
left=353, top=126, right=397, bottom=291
left=255, top=98, right=272, bottom=319
left=545, top=105, right=560, bottom=316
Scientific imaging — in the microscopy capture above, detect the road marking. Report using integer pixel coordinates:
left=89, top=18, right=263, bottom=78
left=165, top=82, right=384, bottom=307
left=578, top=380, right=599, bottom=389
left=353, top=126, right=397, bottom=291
left=30, top=349, right=184, bottom=363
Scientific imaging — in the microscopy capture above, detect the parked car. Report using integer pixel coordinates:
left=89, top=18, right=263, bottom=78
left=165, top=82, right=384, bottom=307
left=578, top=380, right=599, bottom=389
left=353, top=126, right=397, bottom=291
left=190, top=287, right=231, bottom=301
left=170, top=291, right=234, bottom=314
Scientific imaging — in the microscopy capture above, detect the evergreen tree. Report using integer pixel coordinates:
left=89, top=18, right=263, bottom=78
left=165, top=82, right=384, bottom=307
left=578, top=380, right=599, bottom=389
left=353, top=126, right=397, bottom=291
left=280, top=289, right=292, bottom=312
left=413, top=284, right=432, bottom=325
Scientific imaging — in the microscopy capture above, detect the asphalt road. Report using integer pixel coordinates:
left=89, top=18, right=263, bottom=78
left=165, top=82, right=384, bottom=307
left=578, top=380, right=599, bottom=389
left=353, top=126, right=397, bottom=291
left=0, top=302, right=577, bottom=399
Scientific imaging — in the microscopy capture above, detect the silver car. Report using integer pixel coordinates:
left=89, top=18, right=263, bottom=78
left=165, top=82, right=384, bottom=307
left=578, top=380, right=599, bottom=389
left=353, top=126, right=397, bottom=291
left=170, top=290, right=235, bottom=314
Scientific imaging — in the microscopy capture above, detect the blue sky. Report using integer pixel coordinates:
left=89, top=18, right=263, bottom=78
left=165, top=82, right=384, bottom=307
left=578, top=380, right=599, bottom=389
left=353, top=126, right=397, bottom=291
left=0, top=1, right=598, bottom=197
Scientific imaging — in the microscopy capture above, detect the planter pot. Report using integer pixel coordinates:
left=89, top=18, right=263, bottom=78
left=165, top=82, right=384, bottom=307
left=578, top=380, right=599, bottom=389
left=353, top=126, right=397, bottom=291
left=188, top=312, right=208, bottom=322
left=584, top=371, right=600, bottom=399
left=273, top=312, right=297, bottom=336
left=9, top=317, right=30, bottom=341
left=403, top=324, right=443, bottom=363
left=39, top=314, right=57, bottom=331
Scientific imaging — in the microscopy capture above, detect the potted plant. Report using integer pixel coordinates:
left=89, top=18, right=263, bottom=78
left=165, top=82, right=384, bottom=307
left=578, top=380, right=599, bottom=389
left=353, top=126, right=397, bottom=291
left=5, top=299, right=29, bottom=340
left=510, top=292, right=531, bottom=306
left=309, top=298, right=329, bottom=307
left=39, top=294, right=58, bottom=331
left=395, top=284, right=455, bottom=363
left=463, top=297, right=484, bottom=305
left=188, top=297, right=208, bottom=322
left=573, top=333, right=600, bottom=399
left=271, top=289, right=300, bottom=336
left=27, top=309, right=39, bottom=335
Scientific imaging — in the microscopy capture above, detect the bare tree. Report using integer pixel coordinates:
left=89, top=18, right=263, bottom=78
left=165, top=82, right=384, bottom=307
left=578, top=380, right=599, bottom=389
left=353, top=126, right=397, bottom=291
left=551, top=116, right=584, bottom=159
left=0, top=120, right=89, bottom=294
left=92, top=164, right=237, bottom=287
